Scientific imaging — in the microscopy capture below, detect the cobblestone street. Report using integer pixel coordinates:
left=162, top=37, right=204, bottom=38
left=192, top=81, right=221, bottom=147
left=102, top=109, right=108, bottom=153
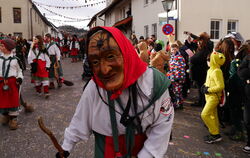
left=0, top=58, right=249, bottom=158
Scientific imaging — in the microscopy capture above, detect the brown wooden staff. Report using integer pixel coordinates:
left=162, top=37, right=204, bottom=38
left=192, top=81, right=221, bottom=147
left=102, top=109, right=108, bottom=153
left=54, top=57, right=74, bottom=86
left=38, top=116, right=64, bottom=158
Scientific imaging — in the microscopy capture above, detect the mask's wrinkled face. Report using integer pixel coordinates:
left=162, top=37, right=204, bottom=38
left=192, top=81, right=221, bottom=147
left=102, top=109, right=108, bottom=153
left=88, top=31, right=124, bottom=91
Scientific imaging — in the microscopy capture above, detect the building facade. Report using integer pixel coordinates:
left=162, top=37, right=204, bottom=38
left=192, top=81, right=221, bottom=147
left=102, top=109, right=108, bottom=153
left=88, top=0, right=132, bottom=38
left=92, top=0, right=250, bottom=46
left=133, top=0, right=250, bottom=44
left=0, top=0, right=57, bottom=39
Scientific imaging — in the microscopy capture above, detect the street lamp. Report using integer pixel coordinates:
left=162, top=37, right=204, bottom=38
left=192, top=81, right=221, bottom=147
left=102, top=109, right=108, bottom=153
left=162, top=0, right=174, bottom=24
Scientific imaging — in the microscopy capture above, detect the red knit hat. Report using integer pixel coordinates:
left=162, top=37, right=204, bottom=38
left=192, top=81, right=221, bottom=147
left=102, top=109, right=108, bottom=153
left=0, top=38, right=16, bottom=51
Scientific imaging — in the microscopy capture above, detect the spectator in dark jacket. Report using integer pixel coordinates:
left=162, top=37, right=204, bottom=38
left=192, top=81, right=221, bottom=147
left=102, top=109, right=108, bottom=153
left=184, top=35, right=198, bottom=52
left=214, top=38, right=235, bottom=125
left=226, top=44, right=249, bottom=141
left=188, top=32, right=214, bottom=107
left=238, top=51, right=250, bottom=153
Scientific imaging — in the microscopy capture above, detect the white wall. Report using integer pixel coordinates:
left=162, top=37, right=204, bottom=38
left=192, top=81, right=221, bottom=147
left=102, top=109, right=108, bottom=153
left=96, top=15, right=105, bottom=26
left=178, top=0, right=250, bottom=43
left=131, top=0, right=250, bottom=47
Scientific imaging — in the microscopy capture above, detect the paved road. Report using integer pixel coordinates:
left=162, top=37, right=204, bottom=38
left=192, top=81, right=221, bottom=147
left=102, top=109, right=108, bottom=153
left=0, top=58, right=249, bottom=158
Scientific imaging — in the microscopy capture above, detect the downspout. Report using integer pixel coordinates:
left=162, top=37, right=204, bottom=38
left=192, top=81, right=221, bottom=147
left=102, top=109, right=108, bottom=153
left=30, top=7, right=33, bottom=38
left=175, top=0, right=178, bottom=40
left=27, top=0, right=30, bottom=38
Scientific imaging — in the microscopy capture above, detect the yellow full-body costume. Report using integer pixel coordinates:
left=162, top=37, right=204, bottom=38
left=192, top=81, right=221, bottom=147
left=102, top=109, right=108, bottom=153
left=201, top=52, right=225, bottom=135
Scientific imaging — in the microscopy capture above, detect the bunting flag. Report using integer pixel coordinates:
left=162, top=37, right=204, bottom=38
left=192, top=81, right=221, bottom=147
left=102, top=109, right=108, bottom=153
left=47, top=17, right=91, bottom=22
left=35, top=3, right=91, bottom=21
left=32, top=0, right=106, bottom=9
left=53, top=0, right=98, bottom=2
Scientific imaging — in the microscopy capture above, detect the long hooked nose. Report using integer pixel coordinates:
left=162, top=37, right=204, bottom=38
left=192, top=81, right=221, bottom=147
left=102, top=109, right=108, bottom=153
left=100, top=60, right=112, bottom=75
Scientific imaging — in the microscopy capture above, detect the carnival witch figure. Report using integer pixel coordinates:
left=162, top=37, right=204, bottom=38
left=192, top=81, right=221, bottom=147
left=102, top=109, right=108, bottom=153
left=56, top=27, right=174, bottom=158
left=44, top=33, right=73, bottom=88
left=28, top=35, right=51, bottom=98
left=0, top=39, right=23, bottom=130
left=69, top=35, right=80, bottom=63
left=44, top=33, right=64, bottom=89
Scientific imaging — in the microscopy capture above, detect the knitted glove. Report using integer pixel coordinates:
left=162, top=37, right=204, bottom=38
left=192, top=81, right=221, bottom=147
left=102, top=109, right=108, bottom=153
left=16, top=78, right=23, bottom=85
left=201, top=85, right=209, bottom=94
left=55, top=151, right=70, bottom=158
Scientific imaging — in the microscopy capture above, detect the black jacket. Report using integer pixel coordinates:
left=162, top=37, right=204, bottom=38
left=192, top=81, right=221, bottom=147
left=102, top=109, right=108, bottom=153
left=189, top=41, right=213, bottom=83
left=238, top=55, right=250, bottom=99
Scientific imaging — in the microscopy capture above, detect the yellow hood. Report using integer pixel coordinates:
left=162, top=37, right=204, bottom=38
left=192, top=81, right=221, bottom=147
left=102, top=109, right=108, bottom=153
left=209, top=52, right=225, bottom=68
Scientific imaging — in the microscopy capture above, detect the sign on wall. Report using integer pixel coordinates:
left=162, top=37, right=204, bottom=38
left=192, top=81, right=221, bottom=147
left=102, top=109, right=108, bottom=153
left=162, top=24, right=174, bottom=35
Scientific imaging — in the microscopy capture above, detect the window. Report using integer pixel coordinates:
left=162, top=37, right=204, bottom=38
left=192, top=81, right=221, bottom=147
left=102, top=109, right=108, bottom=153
left=121, top=7, right=126, bottom=19
left=144, top=0, right=149, bottom=5
left=227, top=20, right=238, bottom=34
left=13, top=8, right=21, bottom=23
left=152, top=0, right=157, bottom=3
left=210, top=20, right=221, bottom=40
left=0, top=7, right=2, bottom=23
left=152, top=23, right=157, bottom=38
left=144, top=25, right=149, bottom=38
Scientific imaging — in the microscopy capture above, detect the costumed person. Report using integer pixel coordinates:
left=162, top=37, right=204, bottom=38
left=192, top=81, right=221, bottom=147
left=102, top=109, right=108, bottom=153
left=201, top=52, right=225, bottom=143
left=44, top=33, right=64, bottom=89
left=137, top=41, right=149, bottom=64
left=61, top=36, right=70, bottom=58
left=167, top=43, right=186, bottom=109
left=81, top=52, right=92, bottom=81
left=176, top=40, right=193, bottom=98
left=28, top=35, right=51, bottom=98
left=56, top=27, right=174, bottom=158
left=0, top=38, right=23, bottom=130
left=15, top=36, right=26, bottom=70
left=15, top=37, right=35, bottom=112
left=238, top=53, right=250, bottom=153
left=69, top=35, right=79, bottom=63
left=150, top=42, right=169, bottom=73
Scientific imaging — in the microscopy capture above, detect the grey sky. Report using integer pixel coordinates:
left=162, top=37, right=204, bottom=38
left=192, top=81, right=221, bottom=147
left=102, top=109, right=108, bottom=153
left=33, top=0, right=106, bottom=29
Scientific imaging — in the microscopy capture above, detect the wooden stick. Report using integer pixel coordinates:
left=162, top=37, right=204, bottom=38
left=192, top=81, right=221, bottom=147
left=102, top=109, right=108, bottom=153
left=38, top=116, right=64, bottom=158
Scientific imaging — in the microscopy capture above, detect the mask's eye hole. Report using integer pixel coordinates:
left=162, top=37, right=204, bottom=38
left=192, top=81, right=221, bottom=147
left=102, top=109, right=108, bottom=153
left=91, top=60, right=100, bottom=66
left=97, top=40, right=104, bottom=49
left=107, top=54, right=115, bottom=60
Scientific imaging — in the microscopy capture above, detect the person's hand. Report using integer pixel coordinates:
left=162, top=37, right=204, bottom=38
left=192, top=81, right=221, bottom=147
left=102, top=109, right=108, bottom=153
left=16, top=78, right=23, bottom=85
left=46, top=67, right=50, bottom=72
left=201, top=85, right=209, bottom=94
left=55, top=151, right=70, bottom=158
left=184, top=31, right=191, bottom=35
